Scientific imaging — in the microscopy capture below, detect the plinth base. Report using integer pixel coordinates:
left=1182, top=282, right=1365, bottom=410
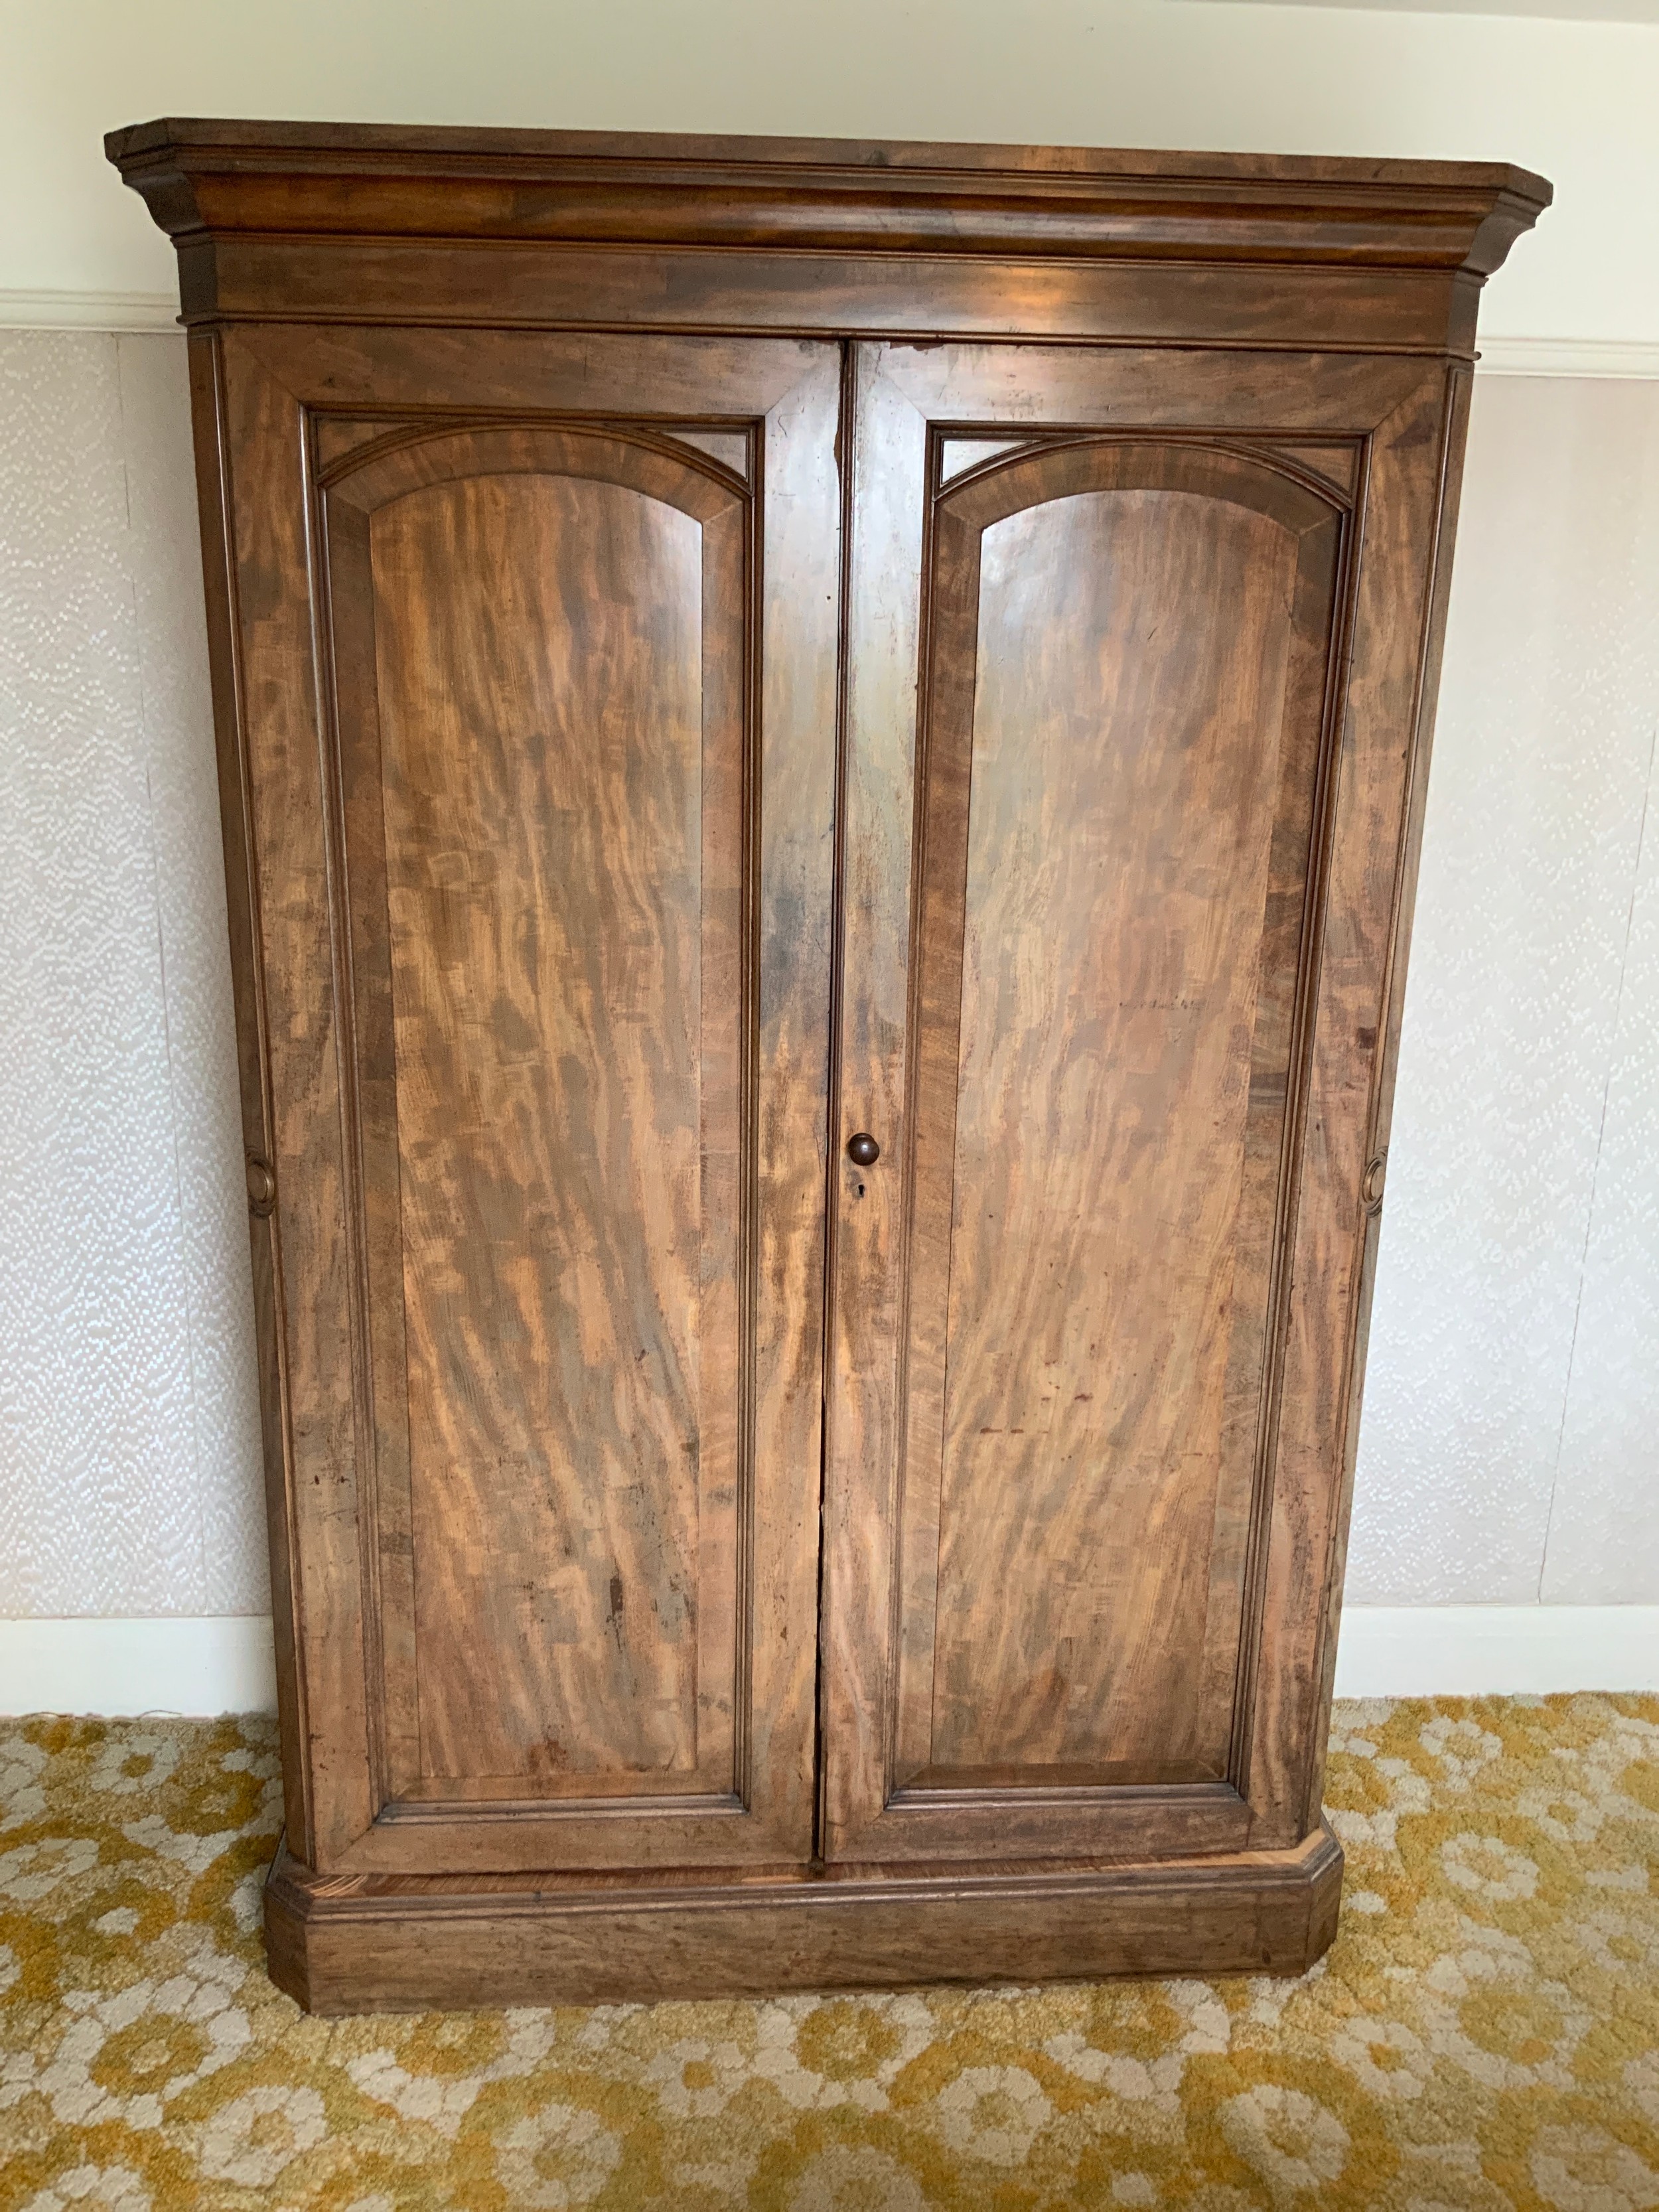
left=264, top=1826, right=1342, bottom=2015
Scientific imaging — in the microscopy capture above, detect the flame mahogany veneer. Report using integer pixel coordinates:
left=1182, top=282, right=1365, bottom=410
left=110, top=119, right=1548, bottom=2014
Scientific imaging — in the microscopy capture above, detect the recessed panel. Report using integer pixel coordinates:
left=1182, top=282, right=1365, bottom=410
left=931, top=486, right=1293, bottom=1773
left=901, top=446, right=1342, bottom=1799
left=363, top=466, right=731, bottom=1793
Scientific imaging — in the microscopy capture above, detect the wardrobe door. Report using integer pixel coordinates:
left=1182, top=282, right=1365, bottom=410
left=200, top=329, right=841, bottom=1875
left=822, top=341, right=1467, bottom=1864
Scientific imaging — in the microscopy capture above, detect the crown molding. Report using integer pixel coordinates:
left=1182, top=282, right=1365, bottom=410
left=105, top=118, right=1551, bottom=279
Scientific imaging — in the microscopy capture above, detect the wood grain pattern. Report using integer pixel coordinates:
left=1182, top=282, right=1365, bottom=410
left=105, top=117, right=1549, bottom=258
left=218, top=332, right=377, bottom=1870
left=106, top=122, right=1549, bottom=360
left=108, top=123, right=1548, bottom=361
left=187, top=331, right=311, bottom=1860
left=180, top=242, right=1498, bottom=362
left=204, top=332, right=840, bottom=1879
left=918, top=455, right=1331, bottom=1787
left=821, top=349, right=1390, bottom=1870
left=1237, top=363, right=1473, bottom=1850
left=885, top=437, right=1343, bottom=1860
left=326, top=426, right=754, bottom=1820
left=1309, top=368, right=1474, bottom=1832
left=116, top=126, right=1542, bottom=2008
left=368, top=456, right=715, bottom=1789
left=264, top=1824, right=1344, bottom=2015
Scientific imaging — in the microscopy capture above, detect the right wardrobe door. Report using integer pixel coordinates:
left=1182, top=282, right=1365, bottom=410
left=821, top=340, right=1469, bottom=1868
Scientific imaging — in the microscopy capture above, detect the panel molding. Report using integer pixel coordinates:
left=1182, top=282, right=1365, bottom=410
left=863, top=427, right=1359, bottom=1857
left=930, top=426, right=1364, bottom=511
left=313, top=415, right=759, bottom=1832
left=819, top=346, right=1455, bottom=1878
left=313, top=410, right=756, bottom=492
left=203, top=325, right=843, bottom=1880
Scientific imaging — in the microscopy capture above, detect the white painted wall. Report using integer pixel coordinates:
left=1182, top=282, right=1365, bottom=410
left=1, top=0, right=1657, bottom=1706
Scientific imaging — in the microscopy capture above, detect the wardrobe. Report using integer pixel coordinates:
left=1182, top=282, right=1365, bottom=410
left=109, top=119, right=1549, bottom=2014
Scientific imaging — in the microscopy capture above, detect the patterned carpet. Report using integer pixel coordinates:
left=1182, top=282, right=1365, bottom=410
left=0, top=1697, right=1655, bottom=2210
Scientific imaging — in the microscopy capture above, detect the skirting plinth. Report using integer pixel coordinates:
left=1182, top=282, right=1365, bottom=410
left=263, top=1826, right=1343, bottom=2016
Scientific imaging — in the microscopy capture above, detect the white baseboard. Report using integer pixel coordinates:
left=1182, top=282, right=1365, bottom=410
left=1334, top=1605, right=1659, bottom=1697
left=2, top=1607, right=1652, bottom=1717
left=0, top=1616, right=277, bottom=1716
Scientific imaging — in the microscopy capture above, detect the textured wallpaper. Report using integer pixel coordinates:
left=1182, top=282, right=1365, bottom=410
left=0, top=338, right=1654, bottom=1619
left=1350, top=376, right=1659, bottom=1604
left=0, top=332, right=264, bottom=1617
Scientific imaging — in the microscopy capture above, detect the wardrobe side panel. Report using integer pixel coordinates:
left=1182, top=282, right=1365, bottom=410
left=186, top=331, right=313, bottom=1862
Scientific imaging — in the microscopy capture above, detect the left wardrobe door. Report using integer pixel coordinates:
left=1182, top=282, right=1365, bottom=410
left=196, top=329, right=842, bottom=1878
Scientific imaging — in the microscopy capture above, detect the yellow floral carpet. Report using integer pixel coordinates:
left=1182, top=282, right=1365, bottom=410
left=1, top=1698, right=1656, bottom=2211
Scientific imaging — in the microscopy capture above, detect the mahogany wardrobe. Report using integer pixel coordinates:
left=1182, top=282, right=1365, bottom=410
left=109, top=121, right=1548, bottom=2014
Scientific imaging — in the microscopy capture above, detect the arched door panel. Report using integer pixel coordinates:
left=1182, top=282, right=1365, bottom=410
left=824, top=367, right=1358, bottom=1866
left=214, top=329, right=843, bottom=1880
left=330, top=431, right=738, bottom=1813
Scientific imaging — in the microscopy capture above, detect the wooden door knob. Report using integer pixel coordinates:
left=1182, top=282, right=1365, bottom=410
left=846, top=1132, right=881, bottom=1167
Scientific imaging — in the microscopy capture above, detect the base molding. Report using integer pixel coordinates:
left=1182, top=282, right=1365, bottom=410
left=1331, top=1604, right=1659, bottom=1696
left=263, top=1826, right=1343, bottom=2015
left=0, top=1615, right=277, bottom=1716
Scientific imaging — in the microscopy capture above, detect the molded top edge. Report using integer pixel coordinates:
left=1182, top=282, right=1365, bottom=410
left=104, top=120, right=1550, bottom=293
left=106, top=115, right=1551, bottom=202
